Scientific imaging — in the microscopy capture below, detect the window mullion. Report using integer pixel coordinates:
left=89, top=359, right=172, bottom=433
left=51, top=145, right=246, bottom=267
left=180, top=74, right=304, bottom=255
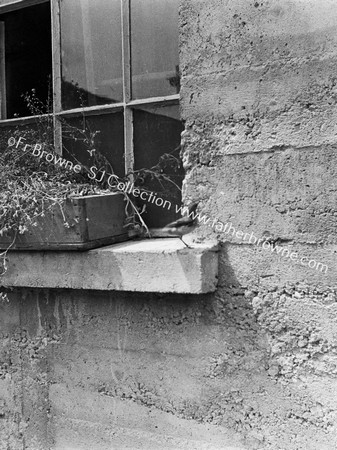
left=122, top=0, right=131, bottom=103
left=51, top=0, right=62, bottom=155
left=121, top=0, right=133, bottom=178
left=0, top=21, right=6, bottom=120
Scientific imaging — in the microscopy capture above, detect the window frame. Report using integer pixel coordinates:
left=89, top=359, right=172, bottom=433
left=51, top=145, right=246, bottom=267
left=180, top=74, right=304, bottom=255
left=0, top=0, right=180, bottom=179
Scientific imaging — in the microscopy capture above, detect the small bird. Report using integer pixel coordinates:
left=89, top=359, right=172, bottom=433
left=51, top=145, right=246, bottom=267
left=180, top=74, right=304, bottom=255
left=161, top=202, right=199, bottom=246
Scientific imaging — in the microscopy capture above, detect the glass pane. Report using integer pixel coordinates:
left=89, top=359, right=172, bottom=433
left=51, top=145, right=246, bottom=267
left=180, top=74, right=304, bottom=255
left=61, top=0, right=123, bottom=110
left=0, top=119, right=54, bottom=182
left=131, top=0, right=180, bottom=99
left=0, top=3, right=52, bottom=119
left=62, top=113, right=125, bottom=179
left=133, top=105, right=183, bottom=228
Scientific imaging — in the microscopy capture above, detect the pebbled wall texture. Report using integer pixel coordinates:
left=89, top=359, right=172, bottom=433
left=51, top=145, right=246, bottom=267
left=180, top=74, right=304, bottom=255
left=179, top=0, right=337, bottom=448
left=1, top=0, right=337, bottom=449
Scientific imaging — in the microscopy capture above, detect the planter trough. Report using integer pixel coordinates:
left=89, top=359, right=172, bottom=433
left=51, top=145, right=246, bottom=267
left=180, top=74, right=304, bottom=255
left=0, top=192, right=129, bottom=251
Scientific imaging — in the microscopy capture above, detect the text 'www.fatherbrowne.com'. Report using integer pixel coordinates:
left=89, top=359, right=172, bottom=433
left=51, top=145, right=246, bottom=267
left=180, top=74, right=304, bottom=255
left=174, top=204, right=329, bottom=274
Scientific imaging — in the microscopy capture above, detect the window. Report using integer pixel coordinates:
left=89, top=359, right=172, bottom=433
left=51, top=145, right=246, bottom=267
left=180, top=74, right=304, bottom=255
left=0, top=0, right=183, bottom=227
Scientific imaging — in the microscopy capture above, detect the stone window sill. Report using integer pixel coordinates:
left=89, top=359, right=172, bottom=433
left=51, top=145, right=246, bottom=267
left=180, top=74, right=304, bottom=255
left=1, top=238, right=219, bottom=294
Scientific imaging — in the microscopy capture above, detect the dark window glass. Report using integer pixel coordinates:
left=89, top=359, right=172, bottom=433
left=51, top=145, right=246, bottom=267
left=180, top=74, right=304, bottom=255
left=131, top=0, right=180, bottom=99
left=61, top=0, right=123, bottom=110
left=133, top=105, right=183, bottom=227
left=62, top=113, right=125, bottom=179
left=0, top=3, right=52, bottom=119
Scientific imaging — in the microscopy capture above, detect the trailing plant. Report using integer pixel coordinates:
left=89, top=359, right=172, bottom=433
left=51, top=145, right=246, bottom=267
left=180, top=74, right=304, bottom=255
left=131, top=146, right=183, bottom=195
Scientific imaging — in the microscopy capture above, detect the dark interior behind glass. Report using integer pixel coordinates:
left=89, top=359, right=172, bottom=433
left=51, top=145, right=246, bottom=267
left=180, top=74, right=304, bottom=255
left=1, top=2, right=52, bottom=119
left=133, top=105, right=184, bottom=228
left=62, top=113, right=125, bottom=179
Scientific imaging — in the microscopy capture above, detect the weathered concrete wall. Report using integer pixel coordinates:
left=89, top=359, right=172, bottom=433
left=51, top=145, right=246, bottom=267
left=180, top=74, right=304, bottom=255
left=1, top=285, right=336, bottom=449
left=179, top=0, right=337, bottom=448
left=0, top=289, right=251, bottom=450
left=1, top=1, right=337, bottom=449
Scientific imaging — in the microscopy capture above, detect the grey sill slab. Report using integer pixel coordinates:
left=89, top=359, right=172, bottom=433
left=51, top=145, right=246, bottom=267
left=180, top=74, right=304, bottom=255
left=1, top=238, right=219, bottom=294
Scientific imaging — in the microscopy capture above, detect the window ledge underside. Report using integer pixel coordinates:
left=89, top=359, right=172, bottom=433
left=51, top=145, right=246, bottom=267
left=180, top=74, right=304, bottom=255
left=1, top=238, right=219, bottom=294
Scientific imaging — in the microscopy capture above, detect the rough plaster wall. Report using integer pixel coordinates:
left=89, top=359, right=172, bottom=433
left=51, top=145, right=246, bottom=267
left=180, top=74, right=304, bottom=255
left=180, top=0, right=337, bottom=449
left=1, top=284, right=336, bottom=450
left=0, top=290, right=258, bottom=450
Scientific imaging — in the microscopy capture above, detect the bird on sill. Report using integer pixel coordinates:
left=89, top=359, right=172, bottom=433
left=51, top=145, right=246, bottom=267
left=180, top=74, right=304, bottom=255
left=161, top=202, right=199, bottom=247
